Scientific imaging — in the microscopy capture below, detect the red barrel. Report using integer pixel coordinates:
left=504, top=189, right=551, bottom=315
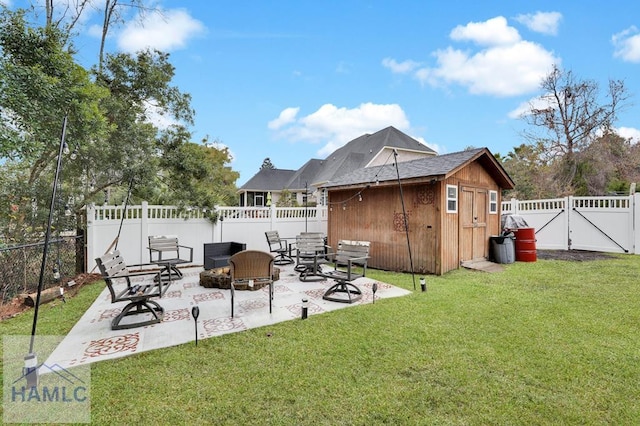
left=513, top=227, right=537, bottom=262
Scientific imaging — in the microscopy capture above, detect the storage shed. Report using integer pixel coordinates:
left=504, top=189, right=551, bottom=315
left=321, top=148, right=515, bottom=275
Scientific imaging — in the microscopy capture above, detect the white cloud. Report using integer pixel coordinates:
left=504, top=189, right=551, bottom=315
left=381, top=58, right=420, bottom=74
left=268, top=107, right=300, bottom=130
left=143, top=100, right=180, bottom=129
left=87, top=24, right=103, bottom=39
left=419, top=41, right=557, bottom=96
left=269, top=103, right=415, bottom=157
left=515, top=12, right=562, bottom=36
left=450, top=16, right=521, bottom=46
left=617, top=126, right=640, bottom=144
left=612, top=26, right=640, bottom=63
left=387, top=16, right=560, bottom=97
left=118, top=8, right=205, bottom=53
left=508, top=95, right=553, bottom=119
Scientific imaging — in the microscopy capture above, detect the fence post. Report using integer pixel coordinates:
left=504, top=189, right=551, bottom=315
left=140, top=201, right=149, bottom=262
left=270, top=203, right=277, bottom=231
left=567, top=196, right=574, bottom=250
left=631, top=192, right=640, bottom=254
left=86, top=204, right=96, bottom=271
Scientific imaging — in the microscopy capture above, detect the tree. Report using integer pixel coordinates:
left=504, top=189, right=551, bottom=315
left=0, top=9, right=108, bottom=240
left=576, top=131, right=640, bottom=195
left=260, top=157, right=275, bottom=170
left=520, top=65, right=630, bottom=195
left=0, top=7, right=239, bottom=242
left=96, top=1, right=152, bottom=72
left=154, top=135, right=239, bottom=211
left=500, top=143, right=557, bottom=200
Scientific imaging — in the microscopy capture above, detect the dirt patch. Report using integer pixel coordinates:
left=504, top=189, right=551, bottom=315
left=536, top=250, right=615, bottom=262
left=0, top=273, right=102, bottom=321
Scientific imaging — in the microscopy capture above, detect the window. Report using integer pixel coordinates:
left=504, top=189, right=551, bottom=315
left=446, top=185, right=458, bottom=213
left=489, top=190, right=498, bottom=214
left=254, top=194, right=264, bottom=207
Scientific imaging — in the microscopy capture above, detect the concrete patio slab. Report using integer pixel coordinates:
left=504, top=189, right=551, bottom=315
left=44, top=263, right=411, bottom=370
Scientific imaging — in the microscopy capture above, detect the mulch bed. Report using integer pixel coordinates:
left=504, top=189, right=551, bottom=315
left=536, top=250, right=615, bottom=261
left=0, top=273, right=102, bottom=321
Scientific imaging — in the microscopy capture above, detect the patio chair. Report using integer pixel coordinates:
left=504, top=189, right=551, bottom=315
left=229, top=250, right=274, bottom=318
left=318, top=240, right=371, bottom=303
left=265, top=230, right=294, bottom=265
left=148, top=235, right=193, bottom=280
left=95, top=250, right=171, bottom=330
left=295, top=232, right=329, bottom=281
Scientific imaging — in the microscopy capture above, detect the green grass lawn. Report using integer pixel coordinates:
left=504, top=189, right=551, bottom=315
left=2, top=255, right=639, bottom=425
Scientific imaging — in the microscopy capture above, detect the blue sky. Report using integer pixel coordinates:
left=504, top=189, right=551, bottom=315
left=6, top=1, right=640, bottom=185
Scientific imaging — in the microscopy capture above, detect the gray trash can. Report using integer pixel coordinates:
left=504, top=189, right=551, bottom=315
left=490, top=235, right=515, bottom=264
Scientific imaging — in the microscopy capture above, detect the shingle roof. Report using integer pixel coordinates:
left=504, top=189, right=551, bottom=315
left=239, top=126, right=441, bottom=193
left=240, top=168, right=297, bottom=191
left=283, top=159, right=324, bottom=190
left=310, top=126, right=436, bottom=185
left=323, top=148, right=515, bottom=189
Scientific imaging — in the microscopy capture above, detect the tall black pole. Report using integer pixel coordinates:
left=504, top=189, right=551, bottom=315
left=114, top=177, right=134, bottom=251
left=29, top=115, right=68, bottom=354
left=305, top=181, right=308, bottom=232
left=393, top=150, right=416, bottom=290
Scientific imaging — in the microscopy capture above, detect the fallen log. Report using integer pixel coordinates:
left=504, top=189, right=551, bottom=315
left=22, top=287, right=63, bottom=307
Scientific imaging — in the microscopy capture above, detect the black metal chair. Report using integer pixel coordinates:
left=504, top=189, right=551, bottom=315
left=95, top=250, right=171, bottom=330
left=148, top=235, right=193, bottom=280
left=295, top=232, right=329, bottom=281
left=265, top=231, right=294, bottom=265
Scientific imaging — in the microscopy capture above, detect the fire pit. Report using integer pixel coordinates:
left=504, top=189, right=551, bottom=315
left=199, top=267, right=280, bottom=291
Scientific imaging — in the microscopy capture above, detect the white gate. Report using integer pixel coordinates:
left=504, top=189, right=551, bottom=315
left=502, top=195, right=638, bottom=254
left=568, top=197, right=632, bottom=253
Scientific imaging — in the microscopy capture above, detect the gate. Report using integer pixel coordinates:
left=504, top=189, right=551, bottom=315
left=501, top=195, right=637, bottom=254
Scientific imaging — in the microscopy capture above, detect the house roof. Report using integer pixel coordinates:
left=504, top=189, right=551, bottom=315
left=322, top=147, right=515, bottom=190
left=283, top=159, right=325, bottom=191
left=240, top=168, right=297, bottom=191
left=239, top=126, right=436, bottom=193
left=310, top=126, right=436, bottom=186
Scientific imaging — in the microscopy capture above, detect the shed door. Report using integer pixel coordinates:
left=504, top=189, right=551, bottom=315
left=460, top=186, right=488, bottom=261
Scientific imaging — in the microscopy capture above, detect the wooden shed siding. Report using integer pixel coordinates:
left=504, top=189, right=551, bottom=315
left=327, top=183, right=440, bottom=274
left=440, top=178, right=460, bottom=274
left=326, top=156, right=509, bottom=276
left=454, top=161, right=502, bottom=238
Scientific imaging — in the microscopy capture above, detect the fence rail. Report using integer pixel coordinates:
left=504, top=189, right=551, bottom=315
left=86, top=202, right=328, bottom=271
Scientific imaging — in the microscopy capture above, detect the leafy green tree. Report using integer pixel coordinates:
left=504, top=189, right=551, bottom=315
left=500, top=143, right=557, bottom=200
left=0, top=7, right=239, bottom=242
left=576, top=131, right=640, bottom=195
left=0, top=9, right=108, bottom=241
left=153, top=135, right=239, bottom=211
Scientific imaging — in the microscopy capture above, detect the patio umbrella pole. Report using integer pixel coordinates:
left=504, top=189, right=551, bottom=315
left=393, top=149, right=416, bottom=291
left=26, top=115, right=68, bottom=387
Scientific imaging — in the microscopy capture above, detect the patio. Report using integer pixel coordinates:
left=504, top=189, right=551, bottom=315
left=44, top=262, right=411, bottom=369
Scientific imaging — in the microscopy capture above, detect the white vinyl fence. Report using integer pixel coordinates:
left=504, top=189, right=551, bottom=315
left=86, top=202, right=327, bottom=271
left=501, top=194, right=640, bottom=254
left=86, top=194, right=639, bottom=271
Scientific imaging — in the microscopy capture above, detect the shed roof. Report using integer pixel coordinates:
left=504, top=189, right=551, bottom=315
left=322, top=147, right=515, bottom=190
